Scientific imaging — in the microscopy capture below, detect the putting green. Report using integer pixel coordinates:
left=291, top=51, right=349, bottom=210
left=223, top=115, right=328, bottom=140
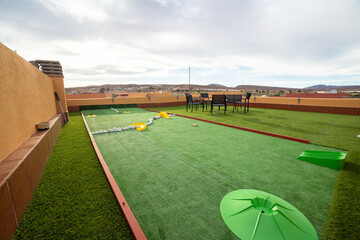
left=83, top=108, right=340, bottom=240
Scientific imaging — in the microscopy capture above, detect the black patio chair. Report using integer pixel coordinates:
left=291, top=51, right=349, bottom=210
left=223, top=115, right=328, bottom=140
left=211, top=95, right=227, bottom=114
left=238, top=92, right=252, bottom=113
left=226, top=95, right=243, bottom=112
left=185, top=93, right=190, bottom=110
left=186, top=94, right=203, bottom=112
left=233, top=94, right=243, bottom=111
left=200, top=93, right=211, bottom=111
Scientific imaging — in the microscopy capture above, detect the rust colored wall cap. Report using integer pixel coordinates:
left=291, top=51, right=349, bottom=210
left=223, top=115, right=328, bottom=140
left=0, top=114, right=62, bottom=184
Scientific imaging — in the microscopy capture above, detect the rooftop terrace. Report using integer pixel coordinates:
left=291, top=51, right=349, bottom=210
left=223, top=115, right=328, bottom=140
left=1, top=42, right=360, bottom=240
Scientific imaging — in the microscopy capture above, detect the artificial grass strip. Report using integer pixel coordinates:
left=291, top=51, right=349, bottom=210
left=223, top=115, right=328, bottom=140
left=149, top=106, right=360, bottom=151
left=321, top=150, right=360, bottom=240
left=154, top=111, right=310, bottom=144
left=13, top=112, right=133, bottom=240
left=85, top=108, right=340, bottom=239
left=150, top=105, right=360, bottom=239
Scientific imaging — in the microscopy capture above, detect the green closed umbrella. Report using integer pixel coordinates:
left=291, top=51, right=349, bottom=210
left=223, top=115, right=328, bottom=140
left=220, top=189, right=318, bottom=240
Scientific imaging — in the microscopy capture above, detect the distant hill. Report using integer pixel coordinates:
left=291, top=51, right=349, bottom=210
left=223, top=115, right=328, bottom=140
left=66, top=84, right=147, bottom=90
left=67, top=83, right=300, bottom=92
left=305, top=84, right=360, bottom=90
left=66, top=83, right=360, bottom=92
left=66, top=83, right=231, bottom=91
left=235, top=85, right=297, bottom=91
left=206, top=83, right=227, bottom=88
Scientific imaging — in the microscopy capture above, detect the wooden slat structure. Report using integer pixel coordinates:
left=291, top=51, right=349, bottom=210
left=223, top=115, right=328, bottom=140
left=29, top=60, right=63, bottom=77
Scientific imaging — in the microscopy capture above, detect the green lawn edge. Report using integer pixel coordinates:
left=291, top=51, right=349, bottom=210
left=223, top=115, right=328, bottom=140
left=13, top=112, right=133, bottom=240
left=148, top=105, right=360, bottom=240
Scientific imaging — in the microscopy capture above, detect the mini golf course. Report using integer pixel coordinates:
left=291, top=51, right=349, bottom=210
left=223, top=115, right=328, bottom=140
left=82, top=108, right=341, bottom=239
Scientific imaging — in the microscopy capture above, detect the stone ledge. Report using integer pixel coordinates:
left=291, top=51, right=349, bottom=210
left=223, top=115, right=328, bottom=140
left=0, top=114, right=63, bottom=240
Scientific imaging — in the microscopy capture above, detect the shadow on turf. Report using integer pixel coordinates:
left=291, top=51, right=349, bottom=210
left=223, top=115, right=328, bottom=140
left=343, top=160, right=360, bottom=175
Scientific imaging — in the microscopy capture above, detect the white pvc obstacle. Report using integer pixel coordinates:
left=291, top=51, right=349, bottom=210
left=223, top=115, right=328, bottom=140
left=111, top=107, right=121, bottom=113
left=92, top=111, right=175, bottom=135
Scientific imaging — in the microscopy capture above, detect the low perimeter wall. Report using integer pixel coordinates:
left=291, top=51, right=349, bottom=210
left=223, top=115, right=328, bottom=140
left=67, top=95, right=360, bottom=115
left=249, top=102, right=360, bottom=115
left=0, top=114, right=63, bottom=240
left=67, top=96, right=186, bottom=112
left=249, top=96, right=359, bottom=107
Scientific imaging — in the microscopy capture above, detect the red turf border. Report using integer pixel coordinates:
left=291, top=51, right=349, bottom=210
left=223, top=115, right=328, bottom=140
left=81, top=113, right=147, bottom=240
left=144, top=109, right=310, bottom=144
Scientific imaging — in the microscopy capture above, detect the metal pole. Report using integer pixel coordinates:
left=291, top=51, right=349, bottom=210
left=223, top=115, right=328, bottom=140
left=54, top=92, right=68, bottom=123
left=189, top=66, right=190, bottom=94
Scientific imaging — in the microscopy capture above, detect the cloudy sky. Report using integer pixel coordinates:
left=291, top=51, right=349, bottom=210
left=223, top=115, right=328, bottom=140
left=1, top=0, right=360, bottom=88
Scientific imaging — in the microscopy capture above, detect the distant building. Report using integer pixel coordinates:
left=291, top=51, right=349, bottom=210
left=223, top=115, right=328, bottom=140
left=317, top=89, right=337, bottom=94
left=66, top=93, right=106, bottom=99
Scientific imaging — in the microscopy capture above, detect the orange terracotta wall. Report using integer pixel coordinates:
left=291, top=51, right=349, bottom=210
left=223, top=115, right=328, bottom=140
left=286, top=93, right=350, bottom=98
left=67, top=92, right=359, bottom=109
left=249, top=97, right=360, bottom=107
left=0, top=43, right=58, bottom=161
left=127, top=93, right=147, bottom=97
left=147, top=91, right=173, bottom=96
left=67, top=96, right=186, bottom=107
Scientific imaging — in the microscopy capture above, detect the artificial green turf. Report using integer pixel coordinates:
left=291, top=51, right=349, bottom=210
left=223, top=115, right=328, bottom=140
left=13, top=112, right=133, bottom=240
left=153, top=106, right=359, bottom=151
left=149, top=105, right=360, bottom=239
left=14, top=106, right=359, bottom=239
left=83, top=108, right=341, bottom=239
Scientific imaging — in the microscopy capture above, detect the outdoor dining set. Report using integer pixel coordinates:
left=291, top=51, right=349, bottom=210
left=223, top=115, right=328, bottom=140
left=185, top=92, right=252, bottom=114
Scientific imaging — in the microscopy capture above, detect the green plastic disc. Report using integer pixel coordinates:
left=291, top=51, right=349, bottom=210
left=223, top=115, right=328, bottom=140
left=220, top=189, right=318, bottom=240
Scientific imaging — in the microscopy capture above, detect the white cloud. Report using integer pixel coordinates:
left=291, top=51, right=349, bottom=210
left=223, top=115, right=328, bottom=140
left=154, top=0, right=168, bottom=6
left=36, top=0, right=110, bottom=23
left=1, top=0, right=359, bottom=87
left=182, top=3, right=200, bottom=18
